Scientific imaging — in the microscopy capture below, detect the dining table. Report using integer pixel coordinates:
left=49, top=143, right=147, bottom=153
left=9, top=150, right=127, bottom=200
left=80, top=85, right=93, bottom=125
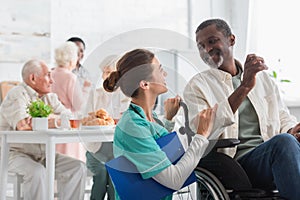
left=0, top=127, right=114, bottom=200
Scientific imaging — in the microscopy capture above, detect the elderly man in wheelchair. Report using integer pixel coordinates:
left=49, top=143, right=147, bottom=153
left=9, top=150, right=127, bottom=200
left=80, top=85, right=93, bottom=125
left=183, top=18, right=300, bottom=200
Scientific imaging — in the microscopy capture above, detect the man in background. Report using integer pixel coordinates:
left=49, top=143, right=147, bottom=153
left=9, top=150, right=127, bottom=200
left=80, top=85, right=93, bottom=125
left=67, top=36, right=92, bottom=92
left=0, top=59, right=87, bottom=200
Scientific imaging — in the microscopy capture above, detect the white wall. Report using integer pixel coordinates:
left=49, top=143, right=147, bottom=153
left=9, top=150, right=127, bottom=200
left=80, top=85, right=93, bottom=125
left=0, top=0, right=250, bottom=82
left=0, top=0, right=50, bottom=81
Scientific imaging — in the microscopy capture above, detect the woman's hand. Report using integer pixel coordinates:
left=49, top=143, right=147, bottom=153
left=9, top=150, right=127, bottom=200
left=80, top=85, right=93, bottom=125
left=196, top=104, right=218, bottom=138
left=164, top=95, right=181, bottom=121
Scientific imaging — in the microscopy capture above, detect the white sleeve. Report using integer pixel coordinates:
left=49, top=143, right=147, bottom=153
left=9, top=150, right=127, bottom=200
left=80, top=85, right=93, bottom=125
left=183, top=76, right=235, bottom=140
left=152, top=134, right=209, bottom=190
left=85, top=142, right=102, bottom=153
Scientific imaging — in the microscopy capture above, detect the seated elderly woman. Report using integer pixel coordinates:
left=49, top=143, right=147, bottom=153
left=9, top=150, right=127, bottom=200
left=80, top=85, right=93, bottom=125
left=51, top=42, right=85, bottom=160
left=51, top=41, right=84, bottom=112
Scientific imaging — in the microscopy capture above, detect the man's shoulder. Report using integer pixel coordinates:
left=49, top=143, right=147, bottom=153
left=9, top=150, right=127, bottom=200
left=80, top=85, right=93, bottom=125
left=5, top=83, right=26, bottom=99
left=189, top=69, right=218, bottom=82
left=79, top=65, right=91, bottom=74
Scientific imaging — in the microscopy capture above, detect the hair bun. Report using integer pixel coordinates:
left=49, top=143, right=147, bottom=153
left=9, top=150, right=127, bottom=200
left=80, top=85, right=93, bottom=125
left=103, top=71, right=120, bottom=92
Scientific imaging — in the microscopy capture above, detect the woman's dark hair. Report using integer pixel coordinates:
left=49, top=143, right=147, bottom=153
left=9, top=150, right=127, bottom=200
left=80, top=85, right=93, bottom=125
left=103, top=49, right=155, bottom=98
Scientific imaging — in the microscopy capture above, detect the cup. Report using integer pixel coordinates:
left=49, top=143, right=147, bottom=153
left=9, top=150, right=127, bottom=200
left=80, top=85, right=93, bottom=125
left=69, top=112, right=82, bottom=130
left=55, top=111, right=71, bottom=130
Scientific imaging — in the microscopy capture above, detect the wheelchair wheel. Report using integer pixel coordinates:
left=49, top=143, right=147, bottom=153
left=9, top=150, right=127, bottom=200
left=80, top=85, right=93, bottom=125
left=194, top=167, right=230, bottom=200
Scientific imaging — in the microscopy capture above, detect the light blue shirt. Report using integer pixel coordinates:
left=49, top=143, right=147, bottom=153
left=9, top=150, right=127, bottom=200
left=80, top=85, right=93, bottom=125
left=72, top=64, right=91, bottom=88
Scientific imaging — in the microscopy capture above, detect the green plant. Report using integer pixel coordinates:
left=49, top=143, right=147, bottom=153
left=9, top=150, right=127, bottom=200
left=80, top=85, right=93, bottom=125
left=269, top=70, right=291, bottom=83
left=27, top=99, right=53, bottom=117
left=269, top=59, right=291, bottom=83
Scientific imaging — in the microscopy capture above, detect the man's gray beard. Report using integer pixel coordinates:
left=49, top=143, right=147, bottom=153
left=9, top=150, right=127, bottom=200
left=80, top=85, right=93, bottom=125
left=202, top=54, right=224, bottom=69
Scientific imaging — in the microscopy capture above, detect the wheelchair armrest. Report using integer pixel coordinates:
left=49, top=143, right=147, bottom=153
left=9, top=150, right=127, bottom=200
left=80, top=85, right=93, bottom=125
left=209, top=138, right=240, bottom=149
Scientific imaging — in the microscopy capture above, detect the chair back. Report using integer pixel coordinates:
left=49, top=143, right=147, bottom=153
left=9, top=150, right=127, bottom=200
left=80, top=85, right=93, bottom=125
left=0, top=81, right=20, bottom=103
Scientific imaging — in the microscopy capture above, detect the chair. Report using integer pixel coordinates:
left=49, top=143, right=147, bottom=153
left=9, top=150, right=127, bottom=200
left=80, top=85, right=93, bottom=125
left=0, top=81, right=21, bottom=199
left=0, top=81, right=20, bottom=103
left=6, top=172, right=23, bottom=200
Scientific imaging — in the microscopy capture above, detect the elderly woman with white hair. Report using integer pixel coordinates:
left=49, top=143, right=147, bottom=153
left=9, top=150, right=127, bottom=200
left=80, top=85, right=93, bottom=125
left=52, top=42, right=85, bottom=160
left=51, top=41, right=84, bottom=112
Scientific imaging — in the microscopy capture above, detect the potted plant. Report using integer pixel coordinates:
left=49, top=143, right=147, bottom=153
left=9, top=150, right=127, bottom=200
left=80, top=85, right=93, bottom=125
left=27, top=99, right=53, bottom=131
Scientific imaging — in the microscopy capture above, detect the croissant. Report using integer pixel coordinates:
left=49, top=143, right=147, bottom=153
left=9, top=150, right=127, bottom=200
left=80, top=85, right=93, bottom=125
left=82, top=108, right=115, bottom=126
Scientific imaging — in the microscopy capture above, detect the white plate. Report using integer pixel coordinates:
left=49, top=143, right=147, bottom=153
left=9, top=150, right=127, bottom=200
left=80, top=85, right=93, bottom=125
left=81, top=125, right=116, bottom=130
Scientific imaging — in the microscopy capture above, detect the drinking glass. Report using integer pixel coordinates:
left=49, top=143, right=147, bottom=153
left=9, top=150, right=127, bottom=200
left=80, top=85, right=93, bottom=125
left=69, top=112, right=83, bottom=130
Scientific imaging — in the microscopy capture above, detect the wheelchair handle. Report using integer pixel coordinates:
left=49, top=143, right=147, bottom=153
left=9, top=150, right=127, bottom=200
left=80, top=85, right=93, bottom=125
left=179, top=101, right=196, bottom=145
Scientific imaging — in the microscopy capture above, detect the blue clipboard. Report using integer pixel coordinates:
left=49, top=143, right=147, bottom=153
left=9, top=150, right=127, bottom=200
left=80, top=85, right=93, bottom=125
left=105, top=131, right=197, bottom=200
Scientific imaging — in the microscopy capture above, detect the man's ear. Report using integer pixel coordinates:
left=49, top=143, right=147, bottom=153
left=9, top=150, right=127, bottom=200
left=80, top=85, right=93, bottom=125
left=230, top=35, right=235, bottom=46
left=139, top=80, right=149, bottom=89
left=29, top=74, right=36, bottom=85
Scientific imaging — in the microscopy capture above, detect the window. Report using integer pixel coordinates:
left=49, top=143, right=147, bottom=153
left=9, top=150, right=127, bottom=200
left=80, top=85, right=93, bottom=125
left=248, top=0, right=300, bottom=102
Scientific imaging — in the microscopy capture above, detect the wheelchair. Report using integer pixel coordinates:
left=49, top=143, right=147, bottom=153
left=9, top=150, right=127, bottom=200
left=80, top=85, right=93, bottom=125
left=178, top=102, right=285, bottom=200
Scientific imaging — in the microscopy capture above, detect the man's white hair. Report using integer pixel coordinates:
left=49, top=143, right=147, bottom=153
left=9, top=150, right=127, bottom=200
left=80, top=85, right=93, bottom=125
left=21, top=59, right=43, bottom=82
left=55, top=41, right=78, bottom=67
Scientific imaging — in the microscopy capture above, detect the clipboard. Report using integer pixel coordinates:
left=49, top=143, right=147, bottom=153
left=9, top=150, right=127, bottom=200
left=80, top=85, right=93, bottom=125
left=105, top=131, right=197, bottom=200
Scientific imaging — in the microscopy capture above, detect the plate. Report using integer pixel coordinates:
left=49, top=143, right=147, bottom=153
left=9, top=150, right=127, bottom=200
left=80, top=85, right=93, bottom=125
left=81, top=125, right=116, bottom=130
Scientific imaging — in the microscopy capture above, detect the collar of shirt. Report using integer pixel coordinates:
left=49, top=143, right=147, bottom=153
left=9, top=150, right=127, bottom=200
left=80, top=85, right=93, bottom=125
left=21, top=82, right=39, bottom=99
left=129, top=102, right=165, bottom=130
left=206, top=59, right=244, bottom=82
left=72, top=64, right=83, bottom=73
left=129, top=102, right=146, bottom=119
left=21, top=82, right=49, bottom=102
